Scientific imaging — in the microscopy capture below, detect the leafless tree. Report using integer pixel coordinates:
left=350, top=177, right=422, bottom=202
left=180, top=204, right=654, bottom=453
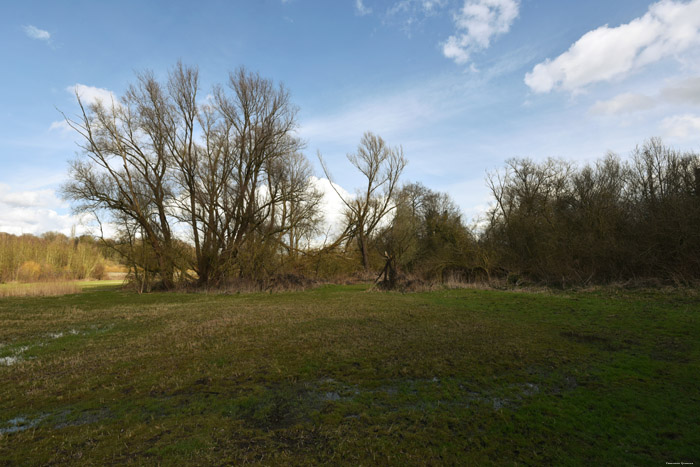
left=62, top=63, right=322, bottom=287
left=320, top=132, right=407, bottom=271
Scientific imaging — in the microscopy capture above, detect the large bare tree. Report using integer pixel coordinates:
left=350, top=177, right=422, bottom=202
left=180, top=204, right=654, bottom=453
left=62, top=63, right=321, bottom=287
left=320, top=132, right=407, bottom=271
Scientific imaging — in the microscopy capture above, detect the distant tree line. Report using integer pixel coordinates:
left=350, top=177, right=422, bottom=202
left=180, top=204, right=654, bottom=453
left=482, top=139, right=700, bottom=285
left=58, top=62, right=700, bottom=289
left=0, top=232, right=111, bottom=282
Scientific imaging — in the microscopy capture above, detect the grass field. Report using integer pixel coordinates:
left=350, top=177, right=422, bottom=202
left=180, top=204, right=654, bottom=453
left=0, top=285, right=698, bottom=465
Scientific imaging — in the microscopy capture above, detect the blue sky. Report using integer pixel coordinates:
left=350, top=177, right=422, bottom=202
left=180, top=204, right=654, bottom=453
left=2, top=0, right=700, bottom=235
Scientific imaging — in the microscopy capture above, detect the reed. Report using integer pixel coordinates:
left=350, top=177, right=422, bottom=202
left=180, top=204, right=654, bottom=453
left=0, top=281, right=81, bottom=298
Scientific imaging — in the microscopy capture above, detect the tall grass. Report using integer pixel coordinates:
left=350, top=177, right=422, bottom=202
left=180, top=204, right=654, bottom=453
left=0, top=282, right=81, bottom=298
left=0, top=232, right=111, bottom=283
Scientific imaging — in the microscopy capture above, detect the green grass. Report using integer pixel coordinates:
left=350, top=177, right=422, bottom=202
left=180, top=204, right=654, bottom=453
left=0, top=285, right=698, bottom=465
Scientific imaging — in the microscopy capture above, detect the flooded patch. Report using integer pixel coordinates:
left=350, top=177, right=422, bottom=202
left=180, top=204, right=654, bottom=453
left=309, top=377, right=544, bottom=414
left=0, top=326, right=114, bottom=368
left=0, top=407, right=111, bottom=435
left=0, top=345, right=29, bottom=366
left=0, top=415, right=46, bottom=434
left=0, top=356, right=22, bottom=366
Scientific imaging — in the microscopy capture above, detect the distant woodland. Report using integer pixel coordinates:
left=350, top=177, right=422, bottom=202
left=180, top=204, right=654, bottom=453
left=31, top=63, right=698, bottom=290
left=0, top=232, right=116, bottom=283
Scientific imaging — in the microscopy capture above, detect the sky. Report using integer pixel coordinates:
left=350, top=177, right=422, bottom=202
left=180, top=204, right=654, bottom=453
left=2, top=0, right=700, bottom=236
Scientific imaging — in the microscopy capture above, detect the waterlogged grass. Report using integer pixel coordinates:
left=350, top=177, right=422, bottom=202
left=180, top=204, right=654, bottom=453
left=0, top=285, right=698, bottom=464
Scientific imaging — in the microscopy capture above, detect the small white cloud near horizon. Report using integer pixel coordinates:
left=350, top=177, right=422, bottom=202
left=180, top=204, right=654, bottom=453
left=0, top=184, right=92, bottom=237
left=442, top=0, right=520, bottom=65
left=525, top=0, right=700, bottom=94
left=67, top=84, right=119, bottom=108
left=356, top=0, right=372, bottom=16
left=23, top=25, right=50, bottom=41
left=661, top=113, right=700, bottom=139
left=589, top=93, right=657, bottom=116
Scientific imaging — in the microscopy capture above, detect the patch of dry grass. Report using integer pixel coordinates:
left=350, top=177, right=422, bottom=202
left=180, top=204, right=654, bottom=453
left=0, top=282, right=81, bottom=298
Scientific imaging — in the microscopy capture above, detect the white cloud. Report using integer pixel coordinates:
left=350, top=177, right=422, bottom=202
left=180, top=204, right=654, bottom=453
left=299, top=74, right=468, bottom=147
left=356, top=0, right=372, bottom=16
left=23, top=25, right=50, bottom=41
left=0, top=184, right=62, bottom=209
left=385, top=0, right=447, bottom=31
left=442, top=0, right=520, bottom=65
left=661, top=113, right=700, bottom=138
left=525, top=0, right=700, bottom=93
left=0, top=184, right=91, bottom=236
left=310, top=176, right=354, bottom=242
left=421, top=0, right=446, bottom=12
left=49, top=120, right=72, bottom=132
left=387, top=0, right=447, bottom=17
left=661, top=76, right=700, bottom=105
left=67, top=84, right=119, bottom=108
left=589, top=93, right=657, bottom=115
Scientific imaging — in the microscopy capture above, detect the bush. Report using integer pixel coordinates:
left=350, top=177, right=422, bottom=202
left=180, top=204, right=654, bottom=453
left=92, top=262, right=106, bottom=280
left=17, top=261, right=42, bottom=282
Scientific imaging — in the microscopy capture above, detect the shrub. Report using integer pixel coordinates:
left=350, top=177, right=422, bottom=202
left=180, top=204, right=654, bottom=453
left=17, top=261, right=42, bottom=282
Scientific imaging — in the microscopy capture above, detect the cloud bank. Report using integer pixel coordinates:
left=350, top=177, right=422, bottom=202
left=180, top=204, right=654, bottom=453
left=589, top=93, right=657, bottom=116
left=525, top=0, right=700, bottom=93
left=0, top=184, right=89, bottom=236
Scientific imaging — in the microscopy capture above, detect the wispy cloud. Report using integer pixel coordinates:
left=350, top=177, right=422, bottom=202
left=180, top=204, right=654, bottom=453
left=355, top=0, right=372, bottom=16
left=385, top=0, right=447, bottom=30
left=442, top=0, right=520, bottom=65
left=299, top=74, right=473, bottom=147
left=49, top=120, right=71, bottom=132
left=23, top=25, right=51, bottom=41
left=661, top=76, right=700, bottom=105
left=525, top=0, right=700, bottom=94
left=661, top=113, right=700, bottom=139
left=589, top=93, right=657, bottom=116
left=587, top=75, right=700, bottom=117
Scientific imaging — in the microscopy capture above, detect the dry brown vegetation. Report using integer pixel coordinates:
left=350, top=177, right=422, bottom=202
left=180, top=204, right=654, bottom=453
left=0, top=232, right=116, bottom=283
left=0, top=282, right=81, bottom=298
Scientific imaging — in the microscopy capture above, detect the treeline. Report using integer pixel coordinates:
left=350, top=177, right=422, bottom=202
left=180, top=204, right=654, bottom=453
left=482, top=138, right=700, bottom=285
left=322, top=138, right=700, bottom=287
left=59, top=62, right=700, bottom=289
left=0, top=232, right=112, bottom=283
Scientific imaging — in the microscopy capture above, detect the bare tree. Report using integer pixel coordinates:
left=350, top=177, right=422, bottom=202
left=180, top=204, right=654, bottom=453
left=320, top=132, right=407, bottom=271
left=62, top=68, right=182, bottom=288
left=63, top=63, right=322, bottom=287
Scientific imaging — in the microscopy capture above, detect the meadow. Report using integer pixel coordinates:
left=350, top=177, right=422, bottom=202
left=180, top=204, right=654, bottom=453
left=0, top=284, right=698, bottom=465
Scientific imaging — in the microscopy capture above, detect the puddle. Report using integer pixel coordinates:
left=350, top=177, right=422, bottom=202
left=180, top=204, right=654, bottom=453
left=1, top=326, right=113, bottom=368
left=0, top=407, right=111, bottom=435
left=0, top=345, right=30, bottom=366
left=0, top=415, right=46, bottom=434
left=310, top=377, right=543, bottom=414
left=0, top=356, right=22, bottom=366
